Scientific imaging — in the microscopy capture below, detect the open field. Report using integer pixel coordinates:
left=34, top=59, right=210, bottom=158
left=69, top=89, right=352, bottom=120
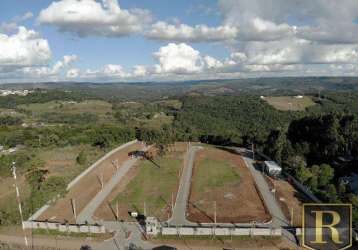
left=18, top=100, right=112, bottom=115
left=265, top=177, right=310, bottom=227
left=94, top=142, right=187, bottom=222
left=136, top=113, right=174, bottom=129
left=187, top=147, right=271, bottom=223
left=37, top=145, right=103, bottom=182
left=18, top=100, right=114, bottom=123
left=264, top=96, right=316, bottom=111
left=38, top=142, right=143, bottom=223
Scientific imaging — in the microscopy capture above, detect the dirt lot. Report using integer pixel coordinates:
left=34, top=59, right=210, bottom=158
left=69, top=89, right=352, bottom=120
left=94, top=142, right=188, bottom=222
left=187, top=147, right=271, bottom=223
left=265, top=176, right=310, bottom=227
left=38, top=142, right=143, bottom=223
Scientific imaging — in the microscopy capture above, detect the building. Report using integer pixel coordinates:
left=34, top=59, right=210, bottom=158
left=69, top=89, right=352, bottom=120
left=339, top=173, right=358, bottom=194
left=263, top=161, right=282, bottom=176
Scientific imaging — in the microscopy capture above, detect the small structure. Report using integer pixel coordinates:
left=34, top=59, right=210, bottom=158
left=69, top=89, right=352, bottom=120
left=263, top=161, right=282, bottom=177
left=339, top=173, right=358, bottom=194
left=146, top=217, right=160, bottom=236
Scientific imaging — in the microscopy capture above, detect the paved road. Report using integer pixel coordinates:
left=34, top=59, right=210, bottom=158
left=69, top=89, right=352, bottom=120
left=168, top=145, right=201, bottom=226
left=241, top=154, right=287, bottom=228
left=0, top=233, right=90, bottom=250
left=76, top=146, right=148, bottom=224
left=239, top=149, right=298, bottom=245
left=94, top=221, right=154, bottom=250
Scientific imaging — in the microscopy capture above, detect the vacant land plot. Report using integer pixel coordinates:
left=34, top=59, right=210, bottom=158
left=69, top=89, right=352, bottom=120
left=94, top=142, right=188, bottom=222
left=266, top=177, right=310, bottom=227
left=19, top=100, right=112, bottom=115
left=264, top=96, right=316, bottom=111
left=187, top=147, right=270, bottom=223
left=37, top=145, right=103, bottom=182
left=38, top=142, right=143, bottom=223
left=18, top=100, right=114, bottom=123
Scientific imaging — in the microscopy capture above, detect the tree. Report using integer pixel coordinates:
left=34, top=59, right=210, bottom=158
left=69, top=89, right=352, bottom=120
left=318, top=164, right=334, bottom=187
left=296, top=165, right=312, bottom=184
left=325, top=184, right=338, bottom=202
left=76, top=150, right=87, bottom=165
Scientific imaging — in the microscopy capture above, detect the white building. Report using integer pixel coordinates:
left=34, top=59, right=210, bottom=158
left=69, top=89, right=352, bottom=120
left=263, top=161, right=282, bottom=176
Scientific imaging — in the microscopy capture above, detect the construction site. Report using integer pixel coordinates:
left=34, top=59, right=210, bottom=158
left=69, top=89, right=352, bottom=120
left=23, top=140, right=310, bottom=249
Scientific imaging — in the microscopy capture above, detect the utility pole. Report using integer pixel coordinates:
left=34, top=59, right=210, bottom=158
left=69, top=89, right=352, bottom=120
left=214, top=201, right=217, bottom=227
left=172, top=193, right=175, bottom=214
left=144, top=201, right=147, bottom=217
left=71, top=198, right=77, bottom=220
left=252, top=143, right=255, bottom=161
left=12, top=162, right=28, bottom=247
left=291, top=207, right=294, bottom=226
left=116, top=201, right=119, bottom=221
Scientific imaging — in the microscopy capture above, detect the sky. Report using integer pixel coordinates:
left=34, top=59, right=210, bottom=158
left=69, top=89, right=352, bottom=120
left=2, top=0, right=358, bottom=82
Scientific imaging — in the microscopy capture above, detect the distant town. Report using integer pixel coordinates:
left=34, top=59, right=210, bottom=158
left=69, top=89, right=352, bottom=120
left=0, top=89, right=33, bottom=96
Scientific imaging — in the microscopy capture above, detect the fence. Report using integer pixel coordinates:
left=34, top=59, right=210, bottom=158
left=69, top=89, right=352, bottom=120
left=159, top=226, right=281, bottom=236
left=23, top=221, right=106, bottom=234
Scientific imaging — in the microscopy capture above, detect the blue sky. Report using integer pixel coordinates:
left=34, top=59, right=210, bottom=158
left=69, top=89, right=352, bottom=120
left=0, top=0, right=223, bottom=68
left=1, top=0, right=358, bottom=82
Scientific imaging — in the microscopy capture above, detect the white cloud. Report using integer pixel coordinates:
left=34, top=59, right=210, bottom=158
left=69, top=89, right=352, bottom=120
left=146, top=21, right=238, bottom=42
left=38, top=0, right=152, bottom=37
left=66, top=68, right=80, bottom=78
left=243, top=39, right=358, bottom=65
left=133, top=65, right=147, bottom=77
left=153, top=43, right=204, bottom=74
left=0, top=26, right=51, bottom=68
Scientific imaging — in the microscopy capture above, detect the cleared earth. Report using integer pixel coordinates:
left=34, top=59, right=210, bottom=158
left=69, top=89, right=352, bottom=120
left=187, top=146, right=271, bottom=223
left=264, top=96, right=316, bottom=111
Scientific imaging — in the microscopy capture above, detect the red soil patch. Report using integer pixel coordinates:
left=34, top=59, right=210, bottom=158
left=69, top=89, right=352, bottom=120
left=38, top=142, right=143, bottom=223
left=187, top=147, right=271, bottom=223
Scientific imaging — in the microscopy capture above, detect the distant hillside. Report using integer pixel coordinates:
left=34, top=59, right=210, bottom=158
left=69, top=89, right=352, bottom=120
left=1, top=77, right=357, bottom=101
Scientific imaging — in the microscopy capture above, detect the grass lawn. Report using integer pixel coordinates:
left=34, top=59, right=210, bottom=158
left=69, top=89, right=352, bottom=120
left=194, top=158, right=240, bottom=193
left=113, top=152, right=183, bottom=220
left=264, top=96, right=316, bottom=111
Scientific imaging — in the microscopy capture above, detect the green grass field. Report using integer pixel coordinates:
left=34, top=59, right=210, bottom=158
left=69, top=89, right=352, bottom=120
left=264, top=96, right=316, bottom=111
left=113, top=153, right=182, bottom=219
left=18, top=100, right=113, bottom=115
left=193, top=158, right=240, bottom=193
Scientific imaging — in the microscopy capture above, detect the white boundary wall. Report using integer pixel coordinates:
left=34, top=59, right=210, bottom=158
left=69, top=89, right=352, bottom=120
left=160, top=227, right=281, bottom=236
left=67, top=139, right=138, bottom=190
left=23, top=221, right=106, bottom=234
